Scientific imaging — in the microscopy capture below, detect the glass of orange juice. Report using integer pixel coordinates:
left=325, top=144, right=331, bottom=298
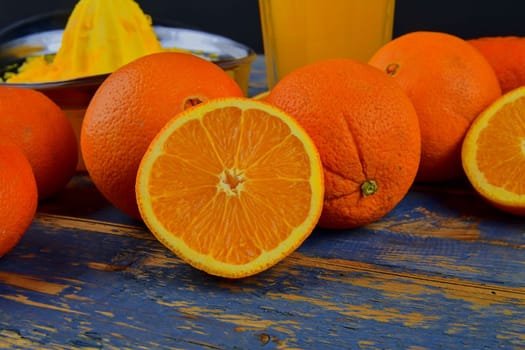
left=258, top=0, right=396, bottom=88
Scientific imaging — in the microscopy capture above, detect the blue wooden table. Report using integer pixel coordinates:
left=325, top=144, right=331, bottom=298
left=0, top=56, right=524, bottom=350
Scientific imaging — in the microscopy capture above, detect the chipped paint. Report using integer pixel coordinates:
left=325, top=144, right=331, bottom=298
left=32, top=324, right=57, bottom=334
left=358, top=340, right=377, bottom=349
left=140, top=254, right=183, bottom=269
left=161, top=303, right=301, bottom=339
left=0, top=294, right=86, bottom=315
left=445, top=322, right=475, bottom=335
left=320, top=273, right=433, bottom=301
left=268, top=292, right=439, bottom=328
left=0, top=329, right=41, bottom=349
left=86, top=262, right=114, bottom=271
left=156, top=300, right=192, bottom=308
left=497, top=330, right=525, bottom=342
left=286, top=254, right=525, bottom=310
left=112, top=322, right=148, bottom=332
left=34, top=213, right=153, bottom=240
left=95, top=311, right=114, bottom=318
left=0, top=271, right=68, bottom=295
left=64, top=294, right=93, bottom=302
left=367, top=207, right=481, bottom=241
left=379, top=253, right=483, bottom=275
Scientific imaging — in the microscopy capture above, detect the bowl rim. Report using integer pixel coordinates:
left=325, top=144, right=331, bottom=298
left=0, top=11, right=256, bottom=88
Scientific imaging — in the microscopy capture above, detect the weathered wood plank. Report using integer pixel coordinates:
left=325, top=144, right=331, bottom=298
left=1, top=209, right=524, bottom=349
left=38, top=177, right=525, bottom=287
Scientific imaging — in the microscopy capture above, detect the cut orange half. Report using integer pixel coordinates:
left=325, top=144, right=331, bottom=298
left=462, top=86, right=525, bottom=215
left=136, top=97, right=324, bottom=278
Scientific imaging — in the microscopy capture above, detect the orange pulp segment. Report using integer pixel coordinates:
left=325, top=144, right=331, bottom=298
left=462, top=86, right=525, bottom=214
left=136, top=97, right=324, bottom=278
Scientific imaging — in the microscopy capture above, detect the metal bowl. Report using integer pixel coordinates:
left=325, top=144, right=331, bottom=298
left=0, top=11, right=256, bottom=108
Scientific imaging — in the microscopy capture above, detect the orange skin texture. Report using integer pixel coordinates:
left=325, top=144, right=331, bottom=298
left=0, top=142, right=38, bottom=258
left=266, top=58, right=421, bottom=229
left=0, top=86, right=78, bottom=199
left=469, top=36, right=525, bottom=94
left=369, top=31, right=502, bottom=182
left=81, top=52, right=244, bottom=219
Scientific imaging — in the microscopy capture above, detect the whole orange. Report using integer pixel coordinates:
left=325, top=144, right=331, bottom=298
left=81, top=52, right=244, bottom=219
left=0, top=142, right=38, bottom=258
left=369, top=31, right=502, bottom=182
left=469, top=36, right=525, bottom=94
left=0, top=86, right=78, bottom=199
left=266, top=58, right=421, bottom=229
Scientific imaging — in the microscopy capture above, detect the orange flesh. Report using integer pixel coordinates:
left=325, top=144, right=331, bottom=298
left=146, top=106, right=314, bottom=265
left=476, top=97, right=525, bottom=194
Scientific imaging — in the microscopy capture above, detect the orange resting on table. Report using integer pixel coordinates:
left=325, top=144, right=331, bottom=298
left=81, top=52, right=243, bottom=219
left=369, top=31, right=502, bottom=182
left=266, top=58, right=421, bottom=229
left=0, top=142, right=38, bottom=258
left=135, top=97, right=324, bottom=278
left=469, top=36, right=525, bottom=94
left=462, top=86, right=525, bottom=215
left=0, top=86, right=78, bottom=199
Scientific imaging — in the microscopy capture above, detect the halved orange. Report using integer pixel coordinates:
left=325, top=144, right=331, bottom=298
left=462, top=86, right=525, bottom=215
left=136, top=97, right=324, bottom=278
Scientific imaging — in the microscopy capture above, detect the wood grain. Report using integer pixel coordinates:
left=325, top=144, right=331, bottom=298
left=2, top=190, right=524, bottom=350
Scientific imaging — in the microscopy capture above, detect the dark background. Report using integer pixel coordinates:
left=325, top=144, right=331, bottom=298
left=0, top=0, right=524, bottom=53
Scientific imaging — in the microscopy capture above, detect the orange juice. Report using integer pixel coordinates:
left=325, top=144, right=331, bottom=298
left=259, top=0, right=396, bottom=88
